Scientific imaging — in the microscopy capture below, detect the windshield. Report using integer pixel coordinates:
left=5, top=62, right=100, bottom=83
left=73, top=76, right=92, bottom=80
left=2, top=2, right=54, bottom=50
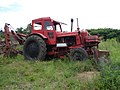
left=44, top=21, right=53, bottom=30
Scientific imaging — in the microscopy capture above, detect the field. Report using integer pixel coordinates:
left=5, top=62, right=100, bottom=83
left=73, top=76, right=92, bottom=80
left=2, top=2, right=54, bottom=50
left=0, top=39, right=120, bottom=90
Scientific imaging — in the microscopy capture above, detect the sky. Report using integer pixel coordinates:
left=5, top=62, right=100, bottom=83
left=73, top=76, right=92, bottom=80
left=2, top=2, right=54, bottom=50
left=0, top=0, right=120, bottom=31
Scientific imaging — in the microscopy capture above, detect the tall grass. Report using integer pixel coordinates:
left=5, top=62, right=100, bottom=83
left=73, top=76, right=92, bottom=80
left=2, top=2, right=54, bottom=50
left=0, top=39, right=120, bottom=90
left=99, top=38, right=120, bottom=63
left=87, top=39, right=120, bottom=90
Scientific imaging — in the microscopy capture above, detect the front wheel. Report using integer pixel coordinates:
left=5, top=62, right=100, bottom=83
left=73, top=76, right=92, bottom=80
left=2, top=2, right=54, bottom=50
left=69, top=48, right=88, bottom=61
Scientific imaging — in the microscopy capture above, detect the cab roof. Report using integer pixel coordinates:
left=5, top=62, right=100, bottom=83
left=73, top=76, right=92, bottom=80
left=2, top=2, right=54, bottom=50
left=33, top=17, right=67, bottom=25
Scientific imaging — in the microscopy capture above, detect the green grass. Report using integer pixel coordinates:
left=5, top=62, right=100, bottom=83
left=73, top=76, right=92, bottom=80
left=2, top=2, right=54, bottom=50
left=0, top=39, right=120, bottom=90
left=0, top=56, right=96, bottom=90
left=99, top=38, right=120, bottom=63
left=89, top=39, right=120, bottom=90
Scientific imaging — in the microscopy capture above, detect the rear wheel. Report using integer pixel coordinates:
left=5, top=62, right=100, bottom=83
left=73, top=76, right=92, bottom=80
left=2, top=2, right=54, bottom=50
left=69, top=48, right=88, bottom=61
left=23, top=35, right=46, bottom=60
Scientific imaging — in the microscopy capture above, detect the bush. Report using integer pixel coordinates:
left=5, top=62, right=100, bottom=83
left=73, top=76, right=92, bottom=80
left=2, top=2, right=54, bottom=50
left=97, top=63, right=120, bottom=90
left=88, top=28, right=120, bottom=42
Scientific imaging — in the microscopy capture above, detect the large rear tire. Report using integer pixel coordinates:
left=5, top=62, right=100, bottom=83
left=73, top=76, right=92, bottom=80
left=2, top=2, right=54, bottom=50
left=23, top=35, right=46, bottom=60
left=69, top=48, right=88, bottom=61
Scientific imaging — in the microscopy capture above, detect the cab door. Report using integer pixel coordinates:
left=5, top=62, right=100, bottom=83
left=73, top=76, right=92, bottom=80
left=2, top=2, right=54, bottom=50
left=43, top=20, right=56, bottom=45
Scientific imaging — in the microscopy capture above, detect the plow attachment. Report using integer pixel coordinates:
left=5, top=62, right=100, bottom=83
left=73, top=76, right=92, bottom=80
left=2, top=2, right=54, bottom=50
left=0, top=42, right=17, bottom=57
left=0, top=40, right=23, bottom=57
left=0, top=23, right=26, bottom=57
left=92, top=48, right=110, bottom=63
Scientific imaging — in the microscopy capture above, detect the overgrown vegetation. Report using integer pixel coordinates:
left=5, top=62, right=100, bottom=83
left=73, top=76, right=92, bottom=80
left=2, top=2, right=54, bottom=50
left=87, top=39, right=120, bottom=90
left=0, top=26, right=120, bottom=89
left=0, top=39, right=120, bottom=90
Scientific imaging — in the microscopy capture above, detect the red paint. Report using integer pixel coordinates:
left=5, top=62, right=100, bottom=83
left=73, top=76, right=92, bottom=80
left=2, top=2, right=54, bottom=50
left=30, top=17, right=101, bottom=58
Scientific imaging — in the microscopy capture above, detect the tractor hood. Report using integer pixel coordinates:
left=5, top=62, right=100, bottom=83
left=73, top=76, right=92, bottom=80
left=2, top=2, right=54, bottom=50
left=56, top=31, right=78, bottom=37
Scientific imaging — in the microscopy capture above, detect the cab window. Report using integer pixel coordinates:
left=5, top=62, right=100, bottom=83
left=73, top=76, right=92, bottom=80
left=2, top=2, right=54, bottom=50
left=44, top=21, right=53, bottom=30
left=33, top=22, right=42, bottom=30
left=54, top=24, right=61, bottom=32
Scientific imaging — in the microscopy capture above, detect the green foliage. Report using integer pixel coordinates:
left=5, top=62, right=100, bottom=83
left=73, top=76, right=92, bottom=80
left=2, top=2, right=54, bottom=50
left=0, top=57, right=95, bottom=90
left=99, top=63, right=120, bottom=90
left=86, top=39, right=120, bottom=90
left=99, top=39, right=120, bottom=63
left=0, top=31, right=4, bottom=39
left=16, top=23, right=31, bottom=34
left=16, top=27, right=24, bottom=33
left=88, top=28, right=120, bottom=42
left=87, top=62, right=120, bottom=90
left=24, top=23, right=32, bottom=34
left=99, top=39, right=120, bottom=89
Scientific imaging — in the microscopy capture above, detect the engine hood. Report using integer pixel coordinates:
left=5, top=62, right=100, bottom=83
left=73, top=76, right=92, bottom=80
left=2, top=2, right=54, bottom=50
left=56, top=31, right=78, bottom=37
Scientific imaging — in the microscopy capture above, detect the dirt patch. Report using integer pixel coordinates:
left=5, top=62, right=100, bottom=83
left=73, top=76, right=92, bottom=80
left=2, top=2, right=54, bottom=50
left=76, top=71, right=99, bottom=83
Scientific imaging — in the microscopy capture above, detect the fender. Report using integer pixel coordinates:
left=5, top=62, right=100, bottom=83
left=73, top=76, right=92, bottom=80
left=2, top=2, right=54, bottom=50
left=27, top=33, right=48, bottom=40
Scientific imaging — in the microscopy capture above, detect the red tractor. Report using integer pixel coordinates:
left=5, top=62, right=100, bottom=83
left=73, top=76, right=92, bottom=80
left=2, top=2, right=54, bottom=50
left=23, top=17, right=109, bottom=62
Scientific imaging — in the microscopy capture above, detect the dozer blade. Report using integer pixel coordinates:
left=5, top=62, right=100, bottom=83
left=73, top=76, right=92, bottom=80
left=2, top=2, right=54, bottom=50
left=92, top=48, right=110, bottom=63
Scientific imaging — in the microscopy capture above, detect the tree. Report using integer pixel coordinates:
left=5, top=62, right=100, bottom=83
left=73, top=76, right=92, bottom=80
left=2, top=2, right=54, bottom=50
left=0, top=29, right=4, bottom=39
left=88, top=28, right=120, bottom=42
left=16, top=27, right=24, bottom=33
left=24, top=23, right=32, bottom=34
left=16, top=23, right=32, bottom=34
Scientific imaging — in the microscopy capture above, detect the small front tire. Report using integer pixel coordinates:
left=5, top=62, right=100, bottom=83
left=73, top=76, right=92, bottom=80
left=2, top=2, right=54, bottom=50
left=69, top=48, right=88, bottom=61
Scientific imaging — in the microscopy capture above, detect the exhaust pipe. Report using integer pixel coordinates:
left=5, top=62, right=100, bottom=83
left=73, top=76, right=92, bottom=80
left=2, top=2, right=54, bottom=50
left=77, top=18, right=80, bottom=31
left=71, top=18, right=73, bottom=32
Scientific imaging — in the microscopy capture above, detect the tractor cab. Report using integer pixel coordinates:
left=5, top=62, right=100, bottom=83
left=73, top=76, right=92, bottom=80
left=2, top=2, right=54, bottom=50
left=32, top=17, right=56, bottom=45
left=31, top=17, right=67, bottom=45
